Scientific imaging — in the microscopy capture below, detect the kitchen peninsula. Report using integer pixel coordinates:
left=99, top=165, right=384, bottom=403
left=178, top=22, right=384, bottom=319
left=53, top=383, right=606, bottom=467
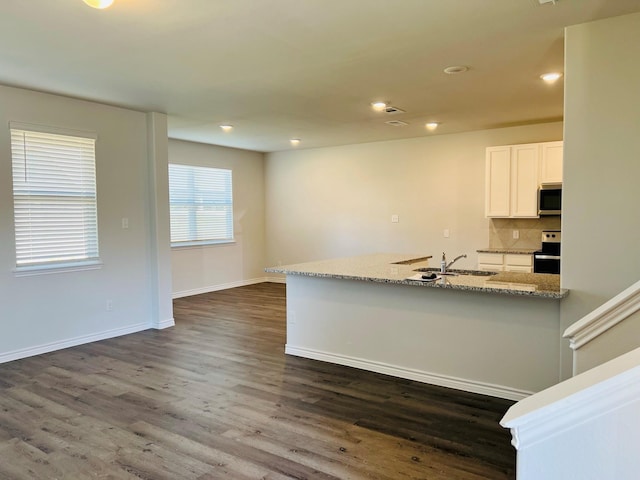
left=266, top=253, right=568, bottom=400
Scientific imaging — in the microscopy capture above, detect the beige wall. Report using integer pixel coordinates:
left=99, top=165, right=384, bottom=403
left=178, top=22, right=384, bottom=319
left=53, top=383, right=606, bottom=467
left=0, top=85, right=171, bottom=361
left=574, top=310, right=640, bottom=374
left=560, top=12, right=640, bottom=378
left=265, top=122, right=563, bottom=270
left=169, top=139, right=266, bottom=297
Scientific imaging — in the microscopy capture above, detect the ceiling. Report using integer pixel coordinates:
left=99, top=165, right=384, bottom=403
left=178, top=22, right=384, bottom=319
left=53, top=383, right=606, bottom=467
left=1, top=0, right=640, bottom=153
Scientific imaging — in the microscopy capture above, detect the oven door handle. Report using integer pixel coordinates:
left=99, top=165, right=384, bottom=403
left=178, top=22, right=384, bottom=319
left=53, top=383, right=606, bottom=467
left=535, top=255, right=561, bottom=260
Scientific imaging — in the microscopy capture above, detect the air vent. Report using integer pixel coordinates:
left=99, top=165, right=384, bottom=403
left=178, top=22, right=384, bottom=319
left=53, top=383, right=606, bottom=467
left=385, top=120, right=408, bottom=127
left=384, top=106, right=405, bottom=114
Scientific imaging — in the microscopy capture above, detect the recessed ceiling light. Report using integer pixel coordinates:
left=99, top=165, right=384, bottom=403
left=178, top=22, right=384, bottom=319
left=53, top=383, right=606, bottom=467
left=443, top=66, right=469, bottom=75
left=371, top=102, right=387, bottom=111
left=425, top=122, right=439, bottom=130
left=290, top=138, right=301, bottom=146
left=219, top=125, right=233, bottom=132
left=540, top=72, right=563, bottom=84
left=82, top=0, right=114, bottom=8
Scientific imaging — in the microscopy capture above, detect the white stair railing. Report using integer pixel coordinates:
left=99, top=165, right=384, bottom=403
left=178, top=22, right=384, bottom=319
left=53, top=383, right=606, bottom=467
left=501, top=346, right=640, bottom=480
left=564, top=278, right=640, bottom=374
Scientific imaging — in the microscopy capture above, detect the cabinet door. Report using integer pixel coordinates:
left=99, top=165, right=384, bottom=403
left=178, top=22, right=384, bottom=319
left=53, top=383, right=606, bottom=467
left=485, top=147, right=511, bottom=217
left=511, top=144, right=540, bottom=218
left=540, top=141, right=563, bottom=184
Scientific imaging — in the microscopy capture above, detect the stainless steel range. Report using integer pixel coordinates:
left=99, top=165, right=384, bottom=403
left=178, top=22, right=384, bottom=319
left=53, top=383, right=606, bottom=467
left=534, top=230, right=561, bottom=274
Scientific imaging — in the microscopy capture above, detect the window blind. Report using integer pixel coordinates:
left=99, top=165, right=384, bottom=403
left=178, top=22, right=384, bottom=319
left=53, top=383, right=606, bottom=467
left=10, top=127, right=99, bottom=268
left=168, top=164, right=234, bottom=245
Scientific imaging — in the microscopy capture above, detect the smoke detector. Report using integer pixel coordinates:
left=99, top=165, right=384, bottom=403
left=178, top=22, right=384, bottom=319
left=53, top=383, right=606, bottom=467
left=385, top=120, right=409, bottom=127
left=384, top=106, right=405, bottom=114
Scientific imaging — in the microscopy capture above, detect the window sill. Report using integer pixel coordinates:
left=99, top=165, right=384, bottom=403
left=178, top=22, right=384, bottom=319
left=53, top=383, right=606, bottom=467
left=171, top=240, right=236, bottom=250
left=13, top=259, right=103, bottom=277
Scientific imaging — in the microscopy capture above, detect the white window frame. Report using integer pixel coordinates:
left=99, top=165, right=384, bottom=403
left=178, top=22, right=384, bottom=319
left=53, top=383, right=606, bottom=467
left=168, top=163, right=234, bottom=247
left=9, top=122, right=102, bottom=276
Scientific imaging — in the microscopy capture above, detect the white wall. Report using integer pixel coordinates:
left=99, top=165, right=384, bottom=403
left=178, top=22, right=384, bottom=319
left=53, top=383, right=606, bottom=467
left=168, top=139, right=266, bottom=297
left=0, top=85, right=172, bottom=362
left=561, top=12, right=640, bottom=378
left=265, top=122, right=563, bottom=269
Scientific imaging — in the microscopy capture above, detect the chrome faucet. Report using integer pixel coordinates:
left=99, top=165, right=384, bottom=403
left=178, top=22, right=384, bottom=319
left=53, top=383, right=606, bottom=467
left=440, top=252, right=467, bottom=274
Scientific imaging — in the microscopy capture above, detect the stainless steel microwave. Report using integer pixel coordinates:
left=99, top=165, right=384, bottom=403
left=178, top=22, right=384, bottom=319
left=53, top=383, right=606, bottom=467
left=538, top=183, right=562, bottom=215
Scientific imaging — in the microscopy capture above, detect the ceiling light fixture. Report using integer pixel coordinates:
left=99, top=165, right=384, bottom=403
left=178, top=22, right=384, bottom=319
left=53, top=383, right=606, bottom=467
left=290, top=138, right=301, bottom=146
left=540, top=72, right=563, bottom=84
left=219, top=125, right=233, bottom=132
left=443, top=65, right=469, bottom=75
left=425, top=122, right=439, bottom=131
left=371, top=102, right=387, bottom=111
left=82, top=0, right=115, bottom=9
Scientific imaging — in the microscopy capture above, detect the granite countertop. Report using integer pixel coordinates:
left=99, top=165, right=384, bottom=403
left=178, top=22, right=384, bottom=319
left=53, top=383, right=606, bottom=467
left=477, top=248, right=539, bottom=255
left=265, top=253, right=568, bottom=299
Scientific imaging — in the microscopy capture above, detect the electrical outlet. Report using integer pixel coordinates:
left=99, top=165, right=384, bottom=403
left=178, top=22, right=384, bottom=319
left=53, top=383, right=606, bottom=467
left=513, top=230, right=520, bottom=239
left=444, top=229, right=450, bottom=238
left=106, top=300, right=113, bottom=311
left=121, top=217, right=129, bottom=229
left=391, top=214, right=399, bottom=223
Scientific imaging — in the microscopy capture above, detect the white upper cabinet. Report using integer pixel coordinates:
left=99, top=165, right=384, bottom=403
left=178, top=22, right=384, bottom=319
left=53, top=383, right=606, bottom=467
left=540, top=141, right=563, bottom=184
left=511, top=144, right=540, bottom=217
left=485, top=146, right=512, bottom=217
left=485, top=141, right=563, bottom=218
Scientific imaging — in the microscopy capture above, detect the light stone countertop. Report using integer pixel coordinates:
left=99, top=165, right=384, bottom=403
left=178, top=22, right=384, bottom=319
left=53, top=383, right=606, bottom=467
left=477, top=248, right=539, bottom=255
left=265, top=253, right=568, bottom=299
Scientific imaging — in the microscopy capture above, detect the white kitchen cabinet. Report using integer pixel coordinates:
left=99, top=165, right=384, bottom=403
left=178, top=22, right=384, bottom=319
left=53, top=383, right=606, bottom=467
left=478, top=253, right=533, bottom=273
left=485, top=144, right=540, bottom=218
left=478, top=253, right=505, bottom=272
left=505, top=254, right=533, bottom=273
left=485, top=141, right=563, bottom=218
left=540, top=141, right=563, bottom=184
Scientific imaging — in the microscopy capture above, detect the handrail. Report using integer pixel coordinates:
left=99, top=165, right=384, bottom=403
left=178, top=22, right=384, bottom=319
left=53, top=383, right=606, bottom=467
left=501, top=346, right=640, bottom=449
left=563, top=278, right=640, bottom=350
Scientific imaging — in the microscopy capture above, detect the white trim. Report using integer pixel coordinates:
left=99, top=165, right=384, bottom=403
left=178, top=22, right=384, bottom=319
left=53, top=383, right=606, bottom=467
left=0, top=322, right=150, bottom=365
left=285, top=345, right=532, bottom=401
left=171, top=240, right=236, bottom=249
left=172, top=277, right=278, bottom=299
left=501, top=346, right=640, bottom=450
left=563, top=279, right=640, bottom=350
left=152, top=317, right=175, bottom=330
left=13, top=260, right=103, bottom=277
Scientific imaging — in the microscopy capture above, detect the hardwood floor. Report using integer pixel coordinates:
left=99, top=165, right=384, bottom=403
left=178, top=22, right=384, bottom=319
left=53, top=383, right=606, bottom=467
left=0, top=282, right=516, bottom=479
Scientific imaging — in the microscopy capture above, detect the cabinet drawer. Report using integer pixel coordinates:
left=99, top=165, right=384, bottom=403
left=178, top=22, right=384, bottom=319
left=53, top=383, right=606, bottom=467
left=505, top=254, right=533, bottom=267
left=478, top=263, right=504, bottom=272
left=506, top=265, right=533, bottom=273
left=478, top=253, right=503, bottom=265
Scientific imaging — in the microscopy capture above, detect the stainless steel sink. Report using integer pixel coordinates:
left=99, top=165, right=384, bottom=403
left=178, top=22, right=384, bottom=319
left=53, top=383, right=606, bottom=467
left=414, top=267, right=497, bottom=277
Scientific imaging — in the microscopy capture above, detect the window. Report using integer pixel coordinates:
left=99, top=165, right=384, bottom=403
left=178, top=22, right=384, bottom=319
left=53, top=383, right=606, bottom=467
left=168, top=164, right=234, bottom=246
left=10, top=123, right=100, bottom=273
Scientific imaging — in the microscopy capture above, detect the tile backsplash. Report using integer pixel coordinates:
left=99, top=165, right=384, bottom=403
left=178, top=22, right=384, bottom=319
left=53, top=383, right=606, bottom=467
left=489, top=217, right=561, bottom=249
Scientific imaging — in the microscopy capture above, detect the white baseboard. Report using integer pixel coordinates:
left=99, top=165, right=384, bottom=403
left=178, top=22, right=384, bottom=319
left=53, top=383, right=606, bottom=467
left=152, top=317, right=175, bottom=330
left=0, top=322, right=150, bottom=365
left=285, top=345, right=533, bottom=401
left=172, top=277, right=283, bottom=298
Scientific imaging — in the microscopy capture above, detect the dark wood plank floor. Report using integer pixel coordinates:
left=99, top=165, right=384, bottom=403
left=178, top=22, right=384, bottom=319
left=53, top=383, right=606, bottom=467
left=0, top=282, right=516, bottom=479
